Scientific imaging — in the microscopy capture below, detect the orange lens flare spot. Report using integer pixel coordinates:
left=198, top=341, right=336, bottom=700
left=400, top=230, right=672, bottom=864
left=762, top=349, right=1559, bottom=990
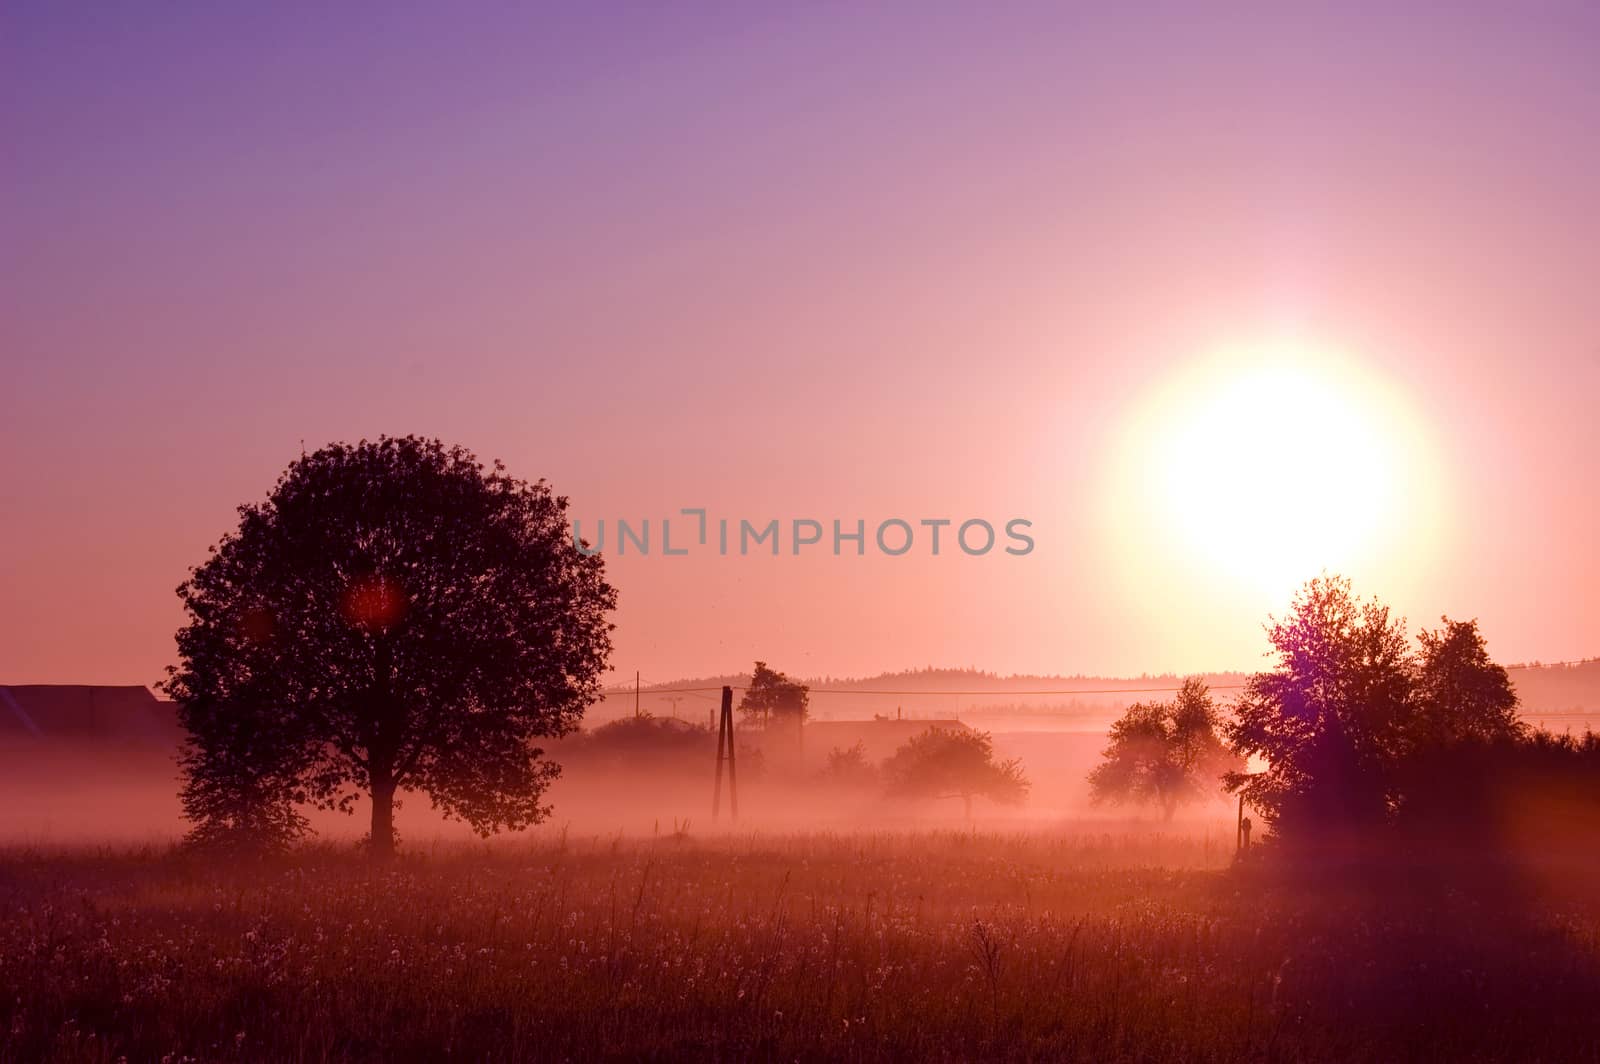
left=237, top=606, right=276, bottom=643
left=341, top=576, right=408, bottom=630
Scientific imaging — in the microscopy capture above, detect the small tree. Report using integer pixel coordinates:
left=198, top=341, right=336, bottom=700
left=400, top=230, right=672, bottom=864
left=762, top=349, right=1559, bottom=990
left=818, top=741, right=878, bottom=790
left=882, top=727, right=1029, bottom=819
left=1391, top=618, right=1524, bottom=838
left=1410, top=617, right=1522, bottom=748
left=1088, top=677, right=1238, bottom=820
left=738, top=661, right=809, bottom=729
left=166, top=437, right=617, bottom=857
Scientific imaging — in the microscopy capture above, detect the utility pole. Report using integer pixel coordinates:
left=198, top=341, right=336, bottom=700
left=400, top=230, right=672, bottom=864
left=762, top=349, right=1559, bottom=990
left=1236, top=792, right=1245, bottom=853
left=634, top=670, right=640, bottom=719
left=659, top=694, right=686, bottom=719
left=1235, top=773, right=1261, bottom=855
left=712, top=685, right=738, bottom=822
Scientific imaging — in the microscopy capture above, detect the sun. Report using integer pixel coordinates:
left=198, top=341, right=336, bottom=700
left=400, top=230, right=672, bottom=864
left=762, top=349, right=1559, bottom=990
left=1157, top=359, right=1392, bottom=590
left=1105, top=340, right=1442, bottom=602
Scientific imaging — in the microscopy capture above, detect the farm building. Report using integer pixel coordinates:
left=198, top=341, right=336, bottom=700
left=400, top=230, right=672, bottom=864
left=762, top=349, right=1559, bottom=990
left=0, top=685, right=180, bottom=746
left=0, top=686, right=184, bottom=839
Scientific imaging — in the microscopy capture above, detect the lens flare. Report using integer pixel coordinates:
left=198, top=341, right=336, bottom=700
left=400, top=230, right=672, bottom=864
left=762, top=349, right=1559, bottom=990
left=341, top=575, right=409, bottom=631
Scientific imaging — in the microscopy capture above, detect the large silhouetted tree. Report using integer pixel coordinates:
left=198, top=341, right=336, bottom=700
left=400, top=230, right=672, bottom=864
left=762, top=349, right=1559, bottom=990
left=1225, top=575, right=1413, bottom=833
left=1226, top=579, right=1538, bottom=845
left=1089, top=677, right=1239, bottom=819
left=165, top=437, right=616, bottom=856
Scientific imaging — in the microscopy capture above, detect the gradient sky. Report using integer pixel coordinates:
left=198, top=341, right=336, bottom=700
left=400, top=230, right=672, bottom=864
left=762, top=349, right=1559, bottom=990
left=4, top=3, right=1597, bottom=687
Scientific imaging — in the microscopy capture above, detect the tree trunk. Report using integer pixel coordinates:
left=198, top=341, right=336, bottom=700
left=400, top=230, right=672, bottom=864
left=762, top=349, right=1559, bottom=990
left=963, top=794, right=973, bottom=822
left=370, top=775, right=396, bottom=859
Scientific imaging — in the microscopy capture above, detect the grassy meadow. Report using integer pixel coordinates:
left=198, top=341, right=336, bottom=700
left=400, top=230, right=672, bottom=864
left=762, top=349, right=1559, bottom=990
left=5, top=828, right=1600, bottom=1062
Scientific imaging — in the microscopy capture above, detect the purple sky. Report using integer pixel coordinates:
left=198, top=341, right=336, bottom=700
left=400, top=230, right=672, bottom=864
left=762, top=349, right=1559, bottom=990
left=4, top=4, right=1598, bottom=686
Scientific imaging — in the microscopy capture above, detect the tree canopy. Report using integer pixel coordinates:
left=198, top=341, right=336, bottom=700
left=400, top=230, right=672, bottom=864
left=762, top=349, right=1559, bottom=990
left=882, top=727, right=1029, bottom=818
left=1225, top=574, right=1523, bottom=839
left=1088, top=677, right=1239, bottom=819
left=1410, top=617, right=1522, bottom=749
left=737, top=661, right=810, bottom=728
left=1225, top=575, right=1413, bottom=831
left=818, top=741, right=878, bottom=790
left=566, top=716, right=712, bottom=769
left=165, top=436, right=616, bottom=855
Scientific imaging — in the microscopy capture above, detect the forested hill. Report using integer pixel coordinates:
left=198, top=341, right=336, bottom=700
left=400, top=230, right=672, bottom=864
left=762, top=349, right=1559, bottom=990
left=1508, top=658, right=1600, bottom=721
left=597, top=668, right=1248, bottom=725
left=593, top=661, right=1600, bottom=726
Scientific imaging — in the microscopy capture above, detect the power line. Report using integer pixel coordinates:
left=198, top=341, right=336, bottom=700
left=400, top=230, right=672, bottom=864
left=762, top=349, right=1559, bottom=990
left=601, top=682, right=1243, bottom=696
left=601, top=685, right=722, bottom=694
left=806, top=684, right=1249, bottom=696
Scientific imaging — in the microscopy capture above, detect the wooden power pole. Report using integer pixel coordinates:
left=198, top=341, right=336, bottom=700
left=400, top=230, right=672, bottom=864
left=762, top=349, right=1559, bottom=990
left=712, top=685, right=738, bottom=822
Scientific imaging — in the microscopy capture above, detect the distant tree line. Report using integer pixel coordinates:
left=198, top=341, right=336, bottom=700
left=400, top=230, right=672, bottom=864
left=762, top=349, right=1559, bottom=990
left=575, top=698, right=1031, bottom=821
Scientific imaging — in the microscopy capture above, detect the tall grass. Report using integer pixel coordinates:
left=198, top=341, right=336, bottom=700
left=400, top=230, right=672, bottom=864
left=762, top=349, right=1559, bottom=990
left=2, top=829, right=1597, bottom=1061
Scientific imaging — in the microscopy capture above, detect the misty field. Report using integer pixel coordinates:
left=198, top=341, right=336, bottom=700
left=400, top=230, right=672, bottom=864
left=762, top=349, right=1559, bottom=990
left=5, top=830, right=1600, bottom=1063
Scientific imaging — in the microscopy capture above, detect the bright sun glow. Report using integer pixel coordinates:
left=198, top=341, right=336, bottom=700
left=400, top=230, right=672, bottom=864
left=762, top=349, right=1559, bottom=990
left=1104, top=339, right=1446, bottom=605
left=1158, top=361, right=1393, bottom=590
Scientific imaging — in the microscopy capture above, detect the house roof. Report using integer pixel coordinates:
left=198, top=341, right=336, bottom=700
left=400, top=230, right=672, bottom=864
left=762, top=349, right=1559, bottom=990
left=0, top=685, right=179, bottom=744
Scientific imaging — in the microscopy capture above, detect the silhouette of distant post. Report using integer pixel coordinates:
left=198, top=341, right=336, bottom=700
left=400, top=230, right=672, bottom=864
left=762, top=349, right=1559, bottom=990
left=712, top=685, right=738, bottom=822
